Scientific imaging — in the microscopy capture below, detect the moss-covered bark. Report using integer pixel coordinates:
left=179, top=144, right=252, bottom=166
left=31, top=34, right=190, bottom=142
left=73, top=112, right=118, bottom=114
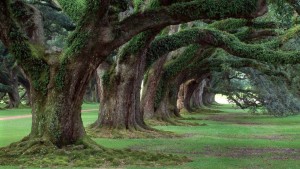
left=147, top=27, right=300, bottom=65
left=145, top=49, right=209, bottom=121
left=154, top=89, right=181, bottom=121
left=91, top=30, right=161, bottom=131
left=22, top=57, right=96, bottom=147
left=92, top=60, right=148, bottom=130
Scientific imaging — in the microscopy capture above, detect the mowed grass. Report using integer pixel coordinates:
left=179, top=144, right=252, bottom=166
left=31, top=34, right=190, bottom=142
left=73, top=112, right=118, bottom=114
left=1, top=104, right=300, bottom=168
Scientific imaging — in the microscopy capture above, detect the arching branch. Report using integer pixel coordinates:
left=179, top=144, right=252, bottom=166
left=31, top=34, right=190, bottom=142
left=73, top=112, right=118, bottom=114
left=112, top=0, right=268, bottom=47
left=209, top=18, right=277, bottom=31
left=147, top=26, right=300, bottom=66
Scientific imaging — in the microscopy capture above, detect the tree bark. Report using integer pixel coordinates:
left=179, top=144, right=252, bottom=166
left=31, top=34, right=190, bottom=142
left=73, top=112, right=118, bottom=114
left=202, top=79, right=215, bottom=106
left=143, top=47, right=209, bottom=120
left=191, top=79, right=207, bottom=109
left=183, top=80, right=198, bottom=112
left=1, top=67, right=21, bottom=108
left=91, top=26, right=163, bottom=130
left=153, top=72, right=187, bottom=121
left=7, top=77, right=20, bottom=108
left=155, top=91, right=179, bottom=121
left=92, top=47, right=151, bottom=130
left=0, top=0, right=271, bottom=151
left=141, top=55, right=168, bottom=119
left=27, top=62, right=95, bottom=147
left=176, top=83, right=185, bottom=111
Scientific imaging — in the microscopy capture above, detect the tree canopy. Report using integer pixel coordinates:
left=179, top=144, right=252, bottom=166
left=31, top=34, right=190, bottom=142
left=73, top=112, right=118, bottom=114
left=1, top=0, right=300, bottom=167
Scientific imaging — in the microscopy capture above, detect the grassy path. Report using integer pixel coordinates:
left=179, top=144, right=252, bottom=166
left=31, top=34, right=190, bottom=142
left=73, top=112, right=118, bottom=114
left=1, top=104, right=300, bottom=168
left=0, top=114, right=32, bottom=121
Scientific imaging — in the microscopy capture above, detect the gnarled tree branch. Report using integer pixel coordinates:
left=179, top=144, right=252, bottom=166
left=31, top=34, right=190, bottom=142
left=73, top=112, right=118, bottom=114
left=111, top=0, right=268, bottom=48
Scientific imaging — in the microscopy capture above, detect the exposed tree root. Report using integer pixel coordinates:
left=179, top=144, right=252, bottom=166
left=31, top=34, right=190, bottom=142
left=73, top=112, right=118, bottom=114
left=1, top=136, right=104, bottom=156
left=0, top=136, right=190, bottom=168
left=2, top=136, right=56, bottom=156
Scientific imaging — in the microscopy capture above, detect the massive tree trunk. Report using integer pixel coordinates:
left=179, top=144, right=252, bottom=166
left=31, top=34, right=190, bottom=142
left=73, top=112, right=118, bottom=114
left=25, top=62, right=95, bottom=148
left=191, top=79, right=207, bottom=109
left=0, top=0, right=100, bottom=150
left=141, top=55, right=168, bottom=119
left=183, top=80, right=199, bottom=112
left=92, top=47, right=150, bottom=130
left=202, top=79, right=215, bottom=106
left=95, top=62, right=110, bottom=108
left=151, top=71, right=189, bottom=121
left=141, top=25, right=180, bottom=120
left=10, top=0, right=103, bottom=141
left=155, top=86, right=181, bottom=121
left=91, top=27, right=163, bottom=131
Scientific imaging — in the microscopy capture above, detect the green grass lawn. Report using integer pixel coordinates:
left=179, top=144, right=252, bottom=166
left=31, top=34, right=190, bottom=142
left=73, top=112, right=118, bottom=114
left=1, top=104, right=300, bottom=168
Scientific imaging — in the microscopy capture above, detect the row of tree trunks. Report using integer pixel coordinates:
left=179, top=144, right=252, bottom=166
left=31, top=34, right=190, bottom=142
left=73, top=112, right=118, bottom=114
left=0, top=66, right=32, bottom=108
left=160, top=73, right=216, bottom=119
left=92, top=24, right=180, bottom=130
left=0, top=0, right=270, bottom=149
left=91, top=29, right=162, bottom=130
left=177, top=75, right=217, bottom=112
left=192, top=79, right=216, bottom=108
